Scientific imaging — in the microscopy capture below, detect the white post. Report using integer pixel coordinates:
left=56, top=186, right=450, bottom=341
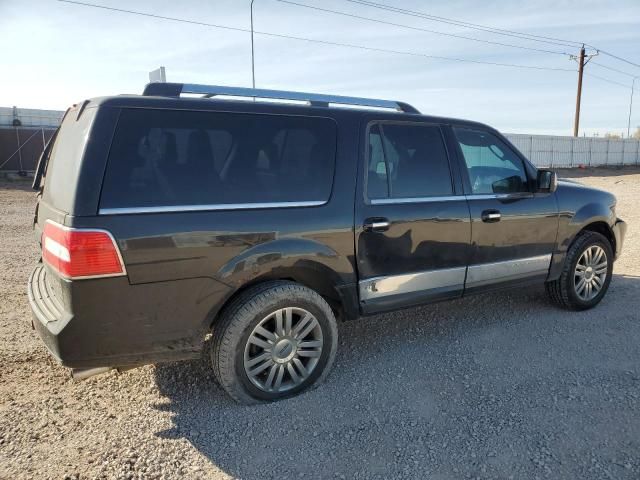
left=15, top=128, right=23, bottom=172
left=628, top=77, right=637, bottom=139
left=250, top=0, right=256, bottom=89
left=530, top=136, right=534, bottom=166
left=570, top=136, right=574, bottom=167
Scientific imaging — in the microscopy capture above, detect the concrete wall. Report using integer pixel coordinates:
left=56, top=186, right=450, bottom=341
left=0, top=107, right=63, bottom=172
left=0, top=127, right=55, bottom=172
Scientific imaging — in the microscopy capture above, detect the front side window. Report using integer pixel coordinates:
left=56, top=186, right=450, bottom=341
left=453, top=127, right=529, bottom=195
left=366, top=123, right=453, bottom=199
left=100, top=109, right=337, bottom=209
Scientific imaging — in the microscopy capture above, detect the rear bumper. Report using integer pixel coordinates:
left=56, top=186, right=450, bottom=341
left=28, top=263, right=216, bottom=369
left=28, top=264, right=69, bottom=364
left=613, top=218, right=626, bottom=260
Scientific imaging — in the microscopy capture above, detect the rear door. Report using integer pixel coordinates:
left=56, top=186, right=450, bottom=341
left=355, top=119, right=471, bottom=314
left=96, top=107, right=351, bottom=286
left=448, top=125, right=558, bottom=292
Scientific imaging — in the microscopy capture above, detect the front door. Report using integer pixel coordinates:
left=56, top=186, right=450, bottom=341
left=355, top=120, right=471, bottom=314
left=448, top=126, right=559, bottom=292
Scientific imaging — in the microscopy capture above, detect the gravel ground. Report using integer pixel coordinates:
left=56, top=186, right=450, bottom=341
left=1, top=167, right=639, bottom=479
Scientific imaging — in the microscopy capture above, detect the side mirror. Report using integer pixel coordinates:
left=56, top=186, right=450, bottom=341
left=537, top=169, right=557, bottom=193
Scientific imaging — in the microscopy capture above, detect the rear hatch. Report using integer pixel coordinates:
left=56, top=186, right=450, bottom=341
left=30, top=102, right=105, bottom=323
left=33, top=102, right=97, bottom=238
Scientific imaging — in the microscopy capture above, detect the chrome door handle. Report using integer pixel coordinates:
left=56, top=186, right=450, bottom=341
left=363, top=218, right=390, bottom=232
left=481, top=210, right=501, bottom=222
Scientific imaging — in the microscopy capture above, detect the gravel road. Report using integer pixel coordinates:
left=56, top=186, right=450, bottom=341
left=1, top=167, right=639, bottom=479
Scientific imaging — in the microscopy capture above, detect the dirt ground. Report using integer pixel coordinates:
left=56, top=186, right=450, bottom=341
left=0, top=167, right=639, bottom=479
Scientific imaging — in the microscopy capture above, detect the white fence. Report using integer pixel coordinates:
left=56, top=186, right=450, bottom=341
left=505, top=134, right=640, bottom=168
left=0, top=107, right=64, bottom=128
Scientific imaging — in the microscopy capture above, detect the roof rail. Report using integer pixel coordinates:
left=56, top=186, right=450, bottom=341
left=142, top=83, right=420, bottom=114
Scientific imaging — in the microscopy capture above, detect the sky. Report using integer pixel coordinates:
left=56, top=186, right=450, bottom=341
left=1, top=0, right=639, bottom=136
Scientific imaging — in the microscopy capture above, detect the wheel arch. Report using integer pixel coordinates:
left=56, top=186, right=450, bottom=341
left=207, top=238, right=359, bottom=330
left=580, top=221, right=616, bottom=254
left=547, top=203, right=617, bottom=281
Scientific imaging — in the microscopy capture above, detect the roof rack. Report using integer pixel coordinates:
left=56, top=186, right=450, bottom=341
left=142, top=83, right=420, bottom=114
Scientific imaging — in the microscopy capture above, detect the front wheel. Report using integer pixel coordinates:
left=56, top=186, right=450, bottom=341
left=546, top=230, right=613, bottom=310
left=211, top=281, right=338, bottom=404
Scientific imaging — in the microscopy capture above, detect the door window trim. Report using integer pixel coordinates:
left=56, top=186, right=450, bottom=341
left=363, top=119, right=462, bottom=204
left=369, top=192, right=534, bottom=206
left=98, top=200, right=325, bottom=215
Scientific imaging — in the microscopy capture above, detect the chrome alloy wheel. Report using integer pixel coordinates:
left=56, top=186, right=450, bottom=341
left=574, top=245, right=608, bottom=301
left=243, top=307, right=323, bottom=393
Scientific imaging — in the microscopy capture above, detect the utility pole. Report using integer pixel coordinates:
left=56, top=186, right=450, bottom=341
left=573, top=46, right=586, bottom=137
left=250, top=0, right=256, bottom=89
left=628, top=76, right=637, bottom=138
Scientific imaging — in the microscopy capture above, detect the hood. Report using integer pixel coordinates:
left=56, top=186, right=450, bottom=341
left=556, top=178, right=616, bottom=208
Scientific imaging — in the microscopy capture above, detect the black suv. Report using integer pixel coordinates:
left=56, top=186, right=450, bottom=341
left=28, top=83, right=626, bottom=403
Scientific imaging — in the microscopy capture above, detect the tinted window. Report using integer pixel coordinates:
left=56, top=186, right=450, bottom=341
left=100, top=109, right=337, bottom=209
left=366, top=123, right=453, bottom=199
left=453, top=127, right=529, bottom=194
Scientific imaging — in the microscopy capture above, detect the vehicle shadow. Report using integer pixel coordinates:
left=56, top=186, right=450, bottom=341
left=153, top=274, right=640, bottom=479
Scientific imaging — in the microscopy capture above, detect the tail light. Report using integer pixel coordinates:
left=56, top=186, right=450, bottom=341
left=42, top=220, right=126, bottom=280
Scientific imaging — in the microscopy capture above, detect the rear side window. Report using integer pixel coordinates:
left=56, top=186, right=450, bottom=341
left=366, top=122, right=453, bottom=199
left=100, top=109, right=337, bottom=210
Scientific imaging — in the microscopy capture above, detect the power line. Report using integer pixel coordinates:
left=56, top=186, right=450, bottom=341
left=590, top=61, right=637, bottom=78
left=585, top=72, right=639, bottom=90
left=590, top=48, right=640, bottom=70
left=275, top=0, right=640, bottom=90
left=276, top=0, right=573, bottom=57
left=56, top=0, right=577, bottom=73
left=344, top=0, right=640, bottom=71
left=342, top=0, right=583, bottom=49
left=57, top=0, right=249, bottom=34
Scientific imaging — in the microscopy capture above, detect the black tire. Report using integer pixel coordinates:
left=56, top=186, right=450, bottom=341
left=545, top=230, right=613, bottom=311
left=210, top=281, right=338, bottom=404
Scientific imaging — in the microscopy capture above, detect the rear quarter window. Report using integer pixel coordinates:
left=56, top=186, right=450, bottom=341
left=99, top=108, right=337, bottom=211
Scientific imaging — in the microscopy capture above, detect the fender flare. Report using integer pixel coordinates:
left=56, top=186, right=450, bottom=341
left=205, top=238, right=358, bottom=327
left=549, top=202, right=616, bottom=281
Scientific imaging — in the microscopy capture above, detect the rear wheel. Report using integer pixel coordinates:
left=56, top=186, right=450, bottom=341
left=546, top=231, right=613, bottom=310
left=211, top=281, right=338, bottom=404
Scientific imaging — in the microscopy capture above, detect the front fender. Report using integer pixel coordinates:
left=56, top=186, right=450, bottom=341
left=548, top=195, right=617, bottom=281
left=560, top=201, right=616, bottom=251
